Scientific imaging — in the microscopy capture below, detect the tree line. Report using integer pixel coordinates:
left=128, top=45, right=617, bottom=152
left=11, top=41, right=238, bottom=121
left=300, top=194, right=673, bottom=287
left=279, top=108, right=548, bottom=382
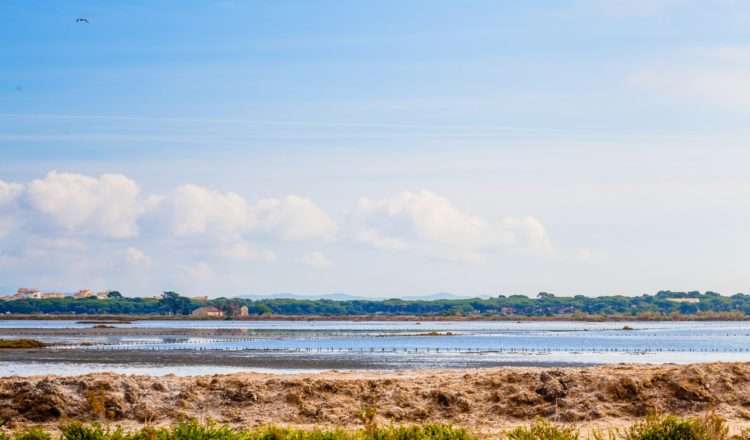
left=2, top=290, right=750, bottom=319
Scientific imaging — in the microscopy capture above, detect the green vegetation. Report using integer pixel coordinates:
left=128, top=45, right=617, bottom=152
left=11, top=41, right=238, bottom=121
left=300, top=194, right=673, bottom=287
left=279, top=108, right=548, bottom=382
left=622, top=414, right=730, bottom=440
left=0, top=339, right=45, bottom=349
left=2, top=290, right=750, bottom=319
left=506, top=414, right=739, bottom=440
left=7, top=427, right=52, bottom=440
left=2, top=415, right=749, bottom=440
left=53, top=421, right=473, bottom=440
left=507, top=419, right=579, bottom=440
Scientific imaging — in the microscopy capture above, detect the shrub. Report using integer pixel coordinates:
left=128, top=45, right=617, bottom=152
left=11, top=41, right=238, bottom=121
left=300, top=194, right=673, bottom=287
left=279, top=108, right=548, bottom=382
left=61, top=423, right=140, bottom=440
left=506, top=419, right=579, bottom=440
left=623, top=414, right=729, bottom=440
left=149, top=421, right=242, bottom=440
left=376, top=424, right=474, bottom=440
left=12, top=428, right=52, bottom=440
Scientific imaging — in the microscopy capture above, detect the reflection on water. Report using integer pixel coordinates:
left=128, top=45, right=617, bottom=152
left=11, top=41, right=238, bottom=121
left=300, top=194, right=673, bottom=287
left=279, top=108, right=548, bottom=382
left=0, top=362, right=320, bottom=376
left=2, top=319, right=750, bottom=375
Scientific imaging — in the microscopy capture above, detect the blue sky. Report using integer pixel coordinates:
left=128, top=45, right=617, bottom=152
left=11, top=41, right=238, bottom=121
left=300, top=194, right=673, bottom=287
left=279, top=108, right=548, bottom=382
left=1, top=1, right=749, bottom=297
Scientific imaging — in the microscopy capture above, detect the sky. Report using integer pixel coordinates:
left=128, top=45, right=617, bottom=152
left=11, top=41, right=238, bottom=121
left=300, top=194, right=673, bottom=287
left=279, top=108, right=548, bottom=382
left=1, top=0, right=749, bottom=298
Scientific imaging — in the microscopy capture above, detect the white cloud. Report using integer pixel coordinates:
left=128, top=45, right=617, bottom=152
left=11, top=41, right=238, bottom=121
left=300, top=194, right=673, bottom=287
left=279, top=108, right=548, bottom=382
left=302, top=251, right=334, bottom=269
left=164, top=184, right=256, bottom=238
left=631, top=45, right=750, bottom=108
left=218, top=241, right=276, bottom=262
left=125, top=247, right=152, bottom=266
left=0, top=180, right=23, bottom=206
left=157, top=186, right=336, bottom=242
left=0, top=180, right=24, bottom=238
left=353, top=191, right=552, bottom=260
left=25, top=171, right=143, bottom=238
left=504, top=216, right=554, bottom=256
left=256, top=195, right=337, bottom=240
left=355, top=228, right=409, bottom=251
left=0, top=217, right=15, bottom=239
left=179, top=262, right=214, bottom=282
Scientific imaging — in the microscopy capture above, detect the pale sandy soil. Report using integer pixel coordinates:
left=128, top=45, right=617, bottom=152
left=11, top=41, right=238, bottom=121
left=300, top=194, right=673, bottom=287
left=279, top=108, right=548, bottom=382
left=2, top=363, right=750, bottom=435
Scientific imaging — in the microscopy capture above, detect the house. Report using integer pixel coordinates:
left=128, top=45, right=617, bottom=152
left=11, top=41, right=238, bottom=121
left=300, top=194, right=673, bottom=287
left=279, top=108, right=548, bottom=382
left=238, top=305, right=249, bottom=318
left=74, top=289, right=95, bottom=299
left=667, top=298, right=700, bottom=304
left=191, top=296, right=209, bottom=302
left=14, top=288, right=42, bottom=299
left=41, top=292, right=65, bottom=299
left=191, top=306, right=224, bottom=318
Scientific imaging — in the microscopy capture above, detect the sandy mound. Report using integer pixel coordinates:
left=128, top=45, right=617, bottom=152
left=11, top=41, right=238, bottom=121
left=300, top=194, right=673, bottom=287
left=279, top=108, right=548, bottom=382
left=2, top=363, right=750, bottom=429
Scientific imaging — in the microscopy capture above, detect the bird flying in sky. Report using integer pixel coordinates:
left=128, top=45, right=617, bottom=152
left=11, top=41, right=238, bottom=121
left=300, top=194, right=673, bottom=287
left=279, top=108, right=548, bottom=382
left=75, top=18, right=89, bottom=23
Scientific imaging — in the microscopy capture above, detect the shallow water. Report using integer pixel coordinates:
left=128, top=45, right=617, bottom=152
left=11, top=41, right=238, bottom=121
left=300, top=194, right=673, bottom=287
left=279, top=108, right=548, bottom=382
left=0, top=361, right=319, bottom=376
left=2, top=319, right=749, bottom=375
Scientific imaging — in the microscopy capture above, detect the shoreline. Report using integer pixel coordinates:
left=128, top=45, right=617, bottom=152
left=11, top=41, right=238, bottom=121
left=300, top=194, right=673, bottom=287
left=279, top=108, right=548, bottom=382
left=1, top=313, right=748, bottom=322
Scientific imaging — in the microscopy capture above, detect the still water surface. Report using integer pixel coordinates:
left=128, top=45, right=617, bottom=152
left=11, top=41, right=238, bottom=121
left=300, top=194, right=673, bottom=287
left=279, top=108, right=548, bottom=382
left=1, top=320, right=748, bottom=375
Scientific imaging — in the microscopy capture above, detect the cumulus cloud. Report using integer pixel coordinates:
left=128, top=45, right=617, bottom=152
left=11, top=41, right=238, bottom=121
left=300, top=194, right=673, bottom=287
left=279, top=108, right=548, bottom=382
left=0, top=179, right=24, bottom=238
left=0, top=173, right=340, bottom=290
left=179, top=262, right=214, bottom=283
left=302, top=251, right=334, bottom=269
left=154, top=185, right=336, bottom=242
left=256, top=195, right=337, bottom=240
left=162, top=184, right=256, bottom=238
left=353, top=191, right=552, bottom=260
left=0, top=180, right=23, bottom=206
left=25, top=171, right=144, bottom=238
left=218, top=241, right=276, bottom=262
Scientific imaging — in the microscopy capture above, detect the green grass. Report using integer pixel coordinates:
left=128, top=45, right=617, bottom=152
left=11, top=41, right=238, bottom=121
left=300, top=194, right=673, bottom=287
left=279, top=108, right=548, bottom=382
left=50, top=421, right=474, bottom=440
left=9, top=427, right=52, bottom=440
left=622, top=414, right=730, bottom=440
left=1, top=415, right=747, bottom=440
left=507, top=419, right=579, bottom=440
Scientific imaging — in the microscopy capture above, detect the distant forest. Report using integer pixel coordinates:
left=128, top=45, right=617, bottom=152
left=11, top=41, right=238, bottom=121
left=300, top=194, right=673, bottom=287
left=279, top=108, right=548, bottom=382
left=1, top=290, right=750, bottom=319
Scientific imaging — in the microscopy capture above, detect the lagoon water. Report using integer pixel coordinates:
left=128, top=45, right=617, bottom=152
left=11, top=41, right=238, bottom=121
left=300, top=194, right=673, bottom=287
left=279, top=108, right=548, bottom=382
left=1, top=320, right=749, bottom=376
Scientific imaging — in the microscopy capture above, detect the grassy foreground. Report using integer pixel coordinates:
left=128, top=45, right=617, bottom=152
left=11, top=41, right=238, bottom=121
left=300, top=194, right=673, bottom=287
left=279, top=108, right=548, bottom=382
left=2, top=415, right=750, bottom=440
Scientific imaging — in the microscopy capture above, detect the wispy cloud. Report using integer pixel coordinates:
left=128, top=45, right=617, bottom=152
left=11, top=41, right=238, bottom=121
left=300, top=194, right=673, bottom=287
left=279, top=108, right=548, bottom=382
left=631, top=45, right=750, bottom=109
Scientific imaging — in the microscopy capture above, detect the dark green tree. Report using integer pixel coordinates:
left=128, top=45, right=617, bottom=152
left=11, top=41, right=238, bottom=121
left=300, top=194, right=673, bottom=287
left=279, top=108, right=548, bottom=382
left=160, top=291, right=193, bottom=315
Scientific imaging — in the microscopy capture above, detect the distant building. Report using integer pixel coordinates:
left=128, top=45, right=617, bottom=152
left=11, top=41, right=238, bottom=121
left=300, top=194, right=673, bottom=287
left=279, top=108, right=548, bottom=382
left=191, top=296, right=209, bottom=302
left=41, top=292, right=65, bottom=299
left=94, top=291, right=110, bottom=300
left=191, top=306, right=224, bottom=318
left=14, top=288, right=42, bottom=299
left=74, top=289, right=95, bottom=299
left=667, top=298, right=700, bottom=304
left=239, top=305, right=249, bottom=318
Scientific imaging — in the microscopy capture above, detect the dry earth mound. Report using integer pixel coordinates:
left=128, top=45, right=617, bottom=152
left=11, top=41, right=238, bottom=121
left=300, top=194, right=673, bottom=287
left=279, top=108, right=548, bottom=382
left=2, top=363, right=750, bottom=429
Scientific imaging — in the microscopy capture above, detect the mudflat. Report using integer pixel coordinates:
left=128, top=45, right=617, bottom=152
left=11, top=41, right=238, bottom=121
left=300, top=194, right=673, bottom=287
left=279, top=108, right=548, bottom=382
left=3, top=363, right=750, bottom=432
